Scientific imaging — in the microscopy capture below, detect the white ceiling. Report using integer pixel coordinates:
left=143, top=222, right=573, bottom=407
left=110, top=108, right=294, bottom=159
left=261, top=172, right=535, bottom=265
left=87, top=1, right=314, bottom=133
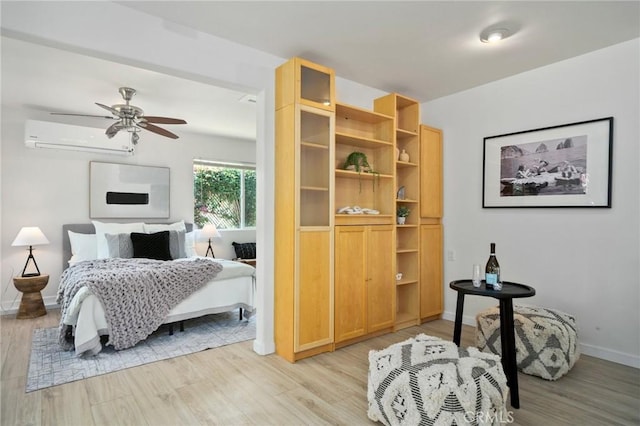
left=1, top=37, right=259, bottom=141
left=2, top=1, right=638, bottom=141
left=121, top=1, right=640, bottom=101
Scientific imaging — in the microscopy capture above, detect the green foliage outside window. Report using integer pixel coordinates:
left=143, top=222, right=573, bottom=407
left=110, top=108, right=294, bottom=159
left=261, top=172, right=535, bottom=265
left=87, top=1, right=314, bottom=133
left=194, top=165, right=256, bottom=229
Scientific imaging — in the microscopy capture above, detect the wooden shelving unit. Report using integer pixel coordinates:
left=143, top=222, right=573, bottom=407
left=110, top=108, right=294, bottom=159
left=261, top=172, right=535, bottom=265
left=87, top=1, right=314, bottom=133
left=275, top=58, right=335, bottom=362
left=374, top=93, right=422, bottom=330
left=276, top=57, right=444, bottom=362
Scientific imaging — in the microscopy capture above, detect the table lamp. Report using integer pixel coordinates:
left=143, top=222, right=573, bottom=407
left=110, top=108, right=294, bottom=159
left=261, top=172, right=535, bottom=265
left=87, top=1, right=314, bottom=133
left=201, top=223, right=221, bottom=258
left=12, top=227, right=50, bottom=277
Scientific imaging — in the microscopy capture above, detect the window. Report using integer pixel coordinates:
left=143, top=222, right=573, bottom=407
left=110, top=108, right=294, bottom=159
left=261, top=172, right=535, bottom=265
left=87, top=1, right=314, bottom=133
left=194, top=161, right=256, bottom=229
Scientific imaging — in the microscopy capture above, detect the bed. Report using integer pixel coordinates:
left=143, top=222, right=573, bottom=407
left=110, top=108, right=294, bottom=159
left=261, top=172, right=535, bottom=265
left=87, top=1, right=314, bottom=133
left=60, top=222, right=256, bottom=356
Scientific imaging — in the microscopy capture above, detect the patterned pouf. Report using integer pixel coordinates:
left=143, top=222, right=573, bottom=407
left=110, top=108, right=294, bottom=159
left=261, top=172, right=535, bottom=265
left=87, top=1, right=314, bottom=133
left=476, top=305, right=579, bottom=381
left=367, top=334, right=509, bottom=426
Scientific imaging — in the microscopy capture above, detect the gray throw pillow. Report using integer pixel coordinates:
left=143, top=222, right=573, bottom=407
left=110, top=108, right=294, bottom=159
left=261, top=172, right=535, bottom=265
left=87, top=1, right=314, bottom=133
left=105, top=233, right=134, bottom=258
left=168, top=229, right=186, bottom=259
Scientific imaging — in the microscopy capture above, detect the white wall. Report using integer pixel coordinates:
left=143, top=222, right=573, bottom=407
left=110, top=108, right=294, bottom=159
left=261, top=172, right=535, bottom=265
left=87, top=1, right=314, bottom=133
left=423, top=39, right=640, bottom=367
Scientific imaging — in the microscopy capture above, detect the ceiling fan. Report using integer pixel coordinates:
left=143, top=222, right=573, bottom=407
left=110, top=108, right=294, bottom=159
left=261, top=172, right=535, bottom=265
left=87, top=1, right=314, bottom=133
left=51, top=87, right=187, bottom=144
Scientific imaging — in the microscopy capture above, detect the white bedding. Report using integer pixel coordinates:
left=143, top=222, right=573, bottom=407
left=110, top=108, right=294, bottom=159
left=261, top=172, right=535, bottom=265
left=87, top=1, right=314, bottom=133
left=62, top=258, right=256, bottom=356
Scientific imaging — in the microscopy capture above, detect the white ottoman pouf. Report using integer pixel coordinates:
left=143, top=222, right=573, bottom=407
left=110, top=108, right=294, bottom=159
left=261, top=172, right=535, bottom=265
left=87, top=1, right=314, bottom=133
left=476, top=305, right=579, bottom=381
left=368, top=334, right=509, bottom=426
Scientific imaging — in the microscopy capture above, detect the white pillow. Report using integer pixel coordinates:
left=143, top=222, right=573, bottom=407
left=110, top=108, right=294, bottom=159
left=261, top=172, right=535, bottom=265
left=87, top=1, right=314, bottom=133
left=68, top=231, right=97, bottom=265
left=92, top=221, right=144, bottom=259
left=143, top=220, right=186, bottom=233
left=185, top=231, right=198, bottom=257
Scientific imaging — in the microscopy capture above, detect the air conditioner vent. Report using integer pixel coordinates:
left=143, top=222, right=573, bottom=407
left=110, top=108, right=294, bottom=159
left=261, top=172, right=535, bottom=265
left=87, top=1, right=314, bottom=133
left=25, top=120, right=134, bottom=156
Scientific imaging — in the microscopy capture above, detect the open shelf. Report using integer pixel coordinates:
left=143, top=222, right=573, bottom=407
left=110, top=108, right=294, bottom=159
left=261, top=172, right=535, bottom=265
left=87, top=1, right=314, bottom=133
left=335, top=103, right=394, bottom=144
left=396, top=279, right=418, bottom=286
left=395, top=283, right=420, bottom=328
left=335, top=132, right=393, bottom=149
left=336, top=169, right=393, bottom=180
left=397, top=128, right=419, bottom=139
left=396, top=160, right=418, bottom=168
left=336, top=102, right=393, bottom=123
left=335, top=101, right=395, bottom=222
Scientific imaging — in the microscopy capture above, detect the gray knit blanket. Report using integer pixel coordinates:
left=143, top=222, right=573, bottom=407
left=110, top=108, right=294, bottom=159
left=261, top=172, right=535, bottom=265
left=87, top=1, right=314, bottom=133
left=57, top=257, right=222, bottom=351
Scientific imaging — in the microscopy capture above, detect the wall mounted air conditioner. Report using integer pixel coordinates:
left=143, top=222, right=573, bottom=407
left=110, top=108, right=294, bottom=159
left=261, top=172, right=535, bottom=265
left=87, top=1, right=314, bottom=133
left=25, top=120, right=134, bottom=156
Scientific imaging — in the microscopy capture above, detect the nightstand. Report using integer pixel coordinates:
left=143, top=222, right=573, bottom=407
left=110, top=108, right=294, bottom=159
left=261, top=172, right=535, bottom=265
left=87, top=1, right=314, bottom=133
left=13, top=274, right=49, bottom=319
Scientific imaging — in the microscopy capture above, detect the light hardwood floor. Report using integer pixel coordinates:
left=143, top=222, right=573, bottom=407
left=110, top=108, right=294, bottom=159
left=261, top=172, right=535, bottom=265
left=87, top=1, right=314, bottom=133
left=1, top=310, right=638, bottom=425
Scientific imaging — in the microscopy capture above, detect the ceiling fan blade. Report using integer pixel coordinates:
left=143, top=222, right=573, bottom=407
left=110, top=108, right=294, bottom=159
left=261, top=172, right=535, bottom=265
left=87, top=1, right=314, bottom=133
left=95, top=102, right=120, bottom=115
left=141, top=116, right=187, bottom=125
left=105, top=121, right=126, bottom=139
left=50, top=112, right=116, bottom=119
left=138, top=122, right=179, bottom=139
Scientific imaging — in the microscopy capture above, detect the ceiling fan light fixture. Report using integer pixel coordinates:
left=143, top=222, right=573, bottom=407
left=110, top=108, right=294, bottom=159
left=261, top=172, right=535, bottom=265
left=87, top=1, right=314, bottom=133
left=480, top=27, right=510, bottom=43
left=51, top=87, right=186, bottom=144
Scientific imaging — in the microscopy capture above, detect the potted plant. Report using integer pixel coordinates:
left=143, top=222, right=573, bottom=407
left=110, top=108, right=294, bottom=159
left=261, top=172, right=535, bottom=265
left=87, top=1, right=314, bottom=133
left=343, top=151, right=371, bottom=172
left=397, top=206, right=410, bottom=225
left=343, top=151, right=379, bottom=192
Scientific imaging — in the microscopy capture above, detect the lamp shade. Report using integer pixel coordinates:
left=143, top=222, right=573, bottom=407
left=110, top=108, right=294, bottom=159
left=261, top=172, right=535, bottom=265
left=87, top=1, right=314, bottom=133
left=12, top=227, right=50, bottom=247
left=200, top=224, right=221, bottom=239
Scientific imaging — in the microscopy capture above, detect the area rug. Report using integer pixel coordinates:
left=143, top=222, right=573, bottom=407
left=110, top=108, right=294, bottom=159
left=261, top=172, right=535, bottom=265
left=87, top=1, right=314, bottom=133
left=26, top=311, right=255, bottom=392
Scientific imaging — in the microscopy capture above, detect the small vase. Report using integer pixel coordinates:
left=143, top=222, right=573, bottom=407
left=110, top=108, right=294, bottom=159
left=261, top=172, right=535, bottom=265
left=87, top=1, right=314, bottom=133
left=399, top=149, right=409, bottom=162
left=395, top=147, right=400, bottom=161
left=397, top=216, right=406, bottom=225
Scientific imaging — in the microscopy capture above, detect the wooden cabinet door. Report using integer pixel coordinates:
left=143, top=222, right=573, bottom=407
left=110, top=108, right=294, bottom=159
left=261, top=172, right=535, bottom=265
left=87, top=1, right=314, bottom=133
left=420, top=224, right=443, bottom=319
left=297, top=230, right=333, bottom=351
left=367, top=225, right=395, bottom=332
left=420, top=125, right=442, bottom=219
left=334, top=226, right=367, bottom=343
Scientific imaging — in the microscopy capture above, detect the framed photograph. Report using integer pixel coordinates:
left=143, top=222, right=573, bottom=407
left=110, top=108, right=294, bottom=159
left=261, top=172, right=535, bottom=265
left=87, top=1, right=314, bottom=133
left=90, top=162, right=170, bottom=218
left=482, top=117, right=613, bottom=208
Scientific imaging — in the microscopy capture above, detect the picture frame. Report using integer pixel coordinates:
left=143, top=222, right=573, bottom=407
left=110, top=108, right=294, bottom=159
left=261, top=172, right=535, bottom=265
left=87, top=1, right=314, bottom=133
left=90, top=161, right=170, bottom=218
left=482, top=117, right=613, bottom=208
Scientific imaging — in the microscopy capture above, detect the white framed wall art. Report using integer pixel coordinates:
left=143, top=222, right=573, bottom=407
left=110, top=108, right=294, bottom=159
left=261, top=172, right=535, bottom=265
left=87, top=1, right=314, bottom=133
left=90, top=161, right=170, bottom=218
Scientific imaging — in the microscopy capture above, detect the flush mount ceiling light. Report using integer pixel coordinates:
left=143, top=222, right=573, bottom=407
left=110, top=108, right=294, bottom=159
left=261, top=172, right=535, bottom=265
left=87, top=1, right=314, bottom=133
left=480, top=27, right=511, bottom=43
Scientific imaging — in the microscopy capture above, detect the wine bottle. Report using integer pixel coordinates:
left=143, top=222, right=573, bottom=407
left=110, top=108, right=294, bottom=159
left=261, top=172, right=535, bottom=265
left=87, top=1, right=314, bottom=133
left=485, top=243, right=500, bottom=290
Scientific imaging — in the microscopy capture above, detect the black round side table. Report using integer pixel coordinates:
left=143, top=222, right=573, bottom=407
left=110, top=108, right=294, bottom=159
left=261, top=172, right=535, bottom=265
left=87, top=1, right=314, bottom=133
left=449, top=279, right=535, bottom=409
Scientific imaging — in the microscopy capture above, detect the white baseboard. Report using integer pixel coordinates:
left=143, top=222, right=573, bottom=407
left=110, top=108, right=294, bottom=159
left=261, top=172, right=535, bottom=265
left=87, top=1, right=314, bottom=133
left=1, top=297, right=59, bottom=315
left=580, top=343, right=640, bottom=369
left=44, top=296, right=59, bottom=308
left=441, top=310, right=476, bottom=326
left=441, top=310, right=640, bottom=369
left=253, top=339, right=275, bottom=355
